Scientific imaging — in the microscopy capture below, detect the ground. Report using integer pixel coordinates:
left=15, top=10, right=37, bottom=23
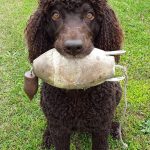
left=0, top=0, right=150, bottom=149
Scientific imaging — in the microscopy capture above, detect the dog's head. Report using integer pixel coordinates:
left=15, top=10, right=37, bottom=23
left=25, top=0, right=123, bottom=61
left=43, top=1, right=101, bottom=58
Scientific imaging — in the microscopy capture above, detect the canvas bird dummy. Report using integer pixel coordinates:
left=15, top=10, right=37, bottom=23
left=24, top=48, right=126, bottom=100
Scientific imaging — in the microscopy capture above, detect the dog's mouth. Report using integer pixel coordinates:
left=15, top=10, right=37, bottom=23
left=54, top=25, right=94, bottom=58
left=54, top=38, right=94, bottom=58
left=55, top=46, right=94, bottom=58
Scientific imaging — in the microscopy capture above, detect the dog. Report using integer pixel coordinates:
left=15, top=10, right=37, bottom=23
left=25, top=0, right=123, bottom=149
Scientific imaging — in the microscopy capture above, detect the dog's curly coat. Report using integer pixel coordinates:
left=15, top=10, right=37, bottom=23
left=25, top=0, right=123, bottom=149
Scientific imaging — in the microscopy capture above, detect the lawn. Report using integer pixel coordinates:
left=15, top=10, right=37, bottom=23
left=0, top=0, right=149, bottom=149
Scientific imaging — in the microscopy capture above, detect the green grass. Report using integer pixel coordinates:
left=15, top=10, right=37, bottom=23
left=0, top=0, right=149, bottom=149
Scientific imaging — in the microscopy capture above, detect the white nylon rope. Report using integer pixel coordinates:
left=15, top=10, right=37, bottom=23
left=115, top=65, right=128, bottom=149
left=107, top=65, right=128, bottom=148
left=119, top=65, right=128, bottom=149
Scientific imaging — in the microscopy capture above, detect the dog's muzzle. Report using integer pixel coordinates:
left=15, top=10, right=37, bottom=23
left=54, top=25, right=93, bottom=57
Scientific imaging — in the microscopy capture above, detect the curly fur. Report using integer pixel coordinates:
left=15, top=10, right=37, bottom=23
left=25, top=0, right=123, bottom=149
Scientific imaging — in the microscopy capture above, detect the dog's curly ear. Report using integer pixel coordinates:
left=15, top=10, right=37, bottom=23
left=25, top=9, right=51, bottom=63
left=95, top=5, right=123, bottom=63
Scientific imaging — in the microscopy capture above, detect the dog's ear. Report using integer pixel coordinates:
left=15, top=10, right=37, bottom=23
left=95, top=5, right=123, bottom=63
left=25, top=9, right=51, bottom=63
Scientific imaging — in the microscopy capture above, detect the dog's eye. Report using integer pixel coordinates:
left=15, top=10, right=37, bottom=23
left=86, top=12, right=95, bottom=20
left=52, top=12, right=61, bottom=21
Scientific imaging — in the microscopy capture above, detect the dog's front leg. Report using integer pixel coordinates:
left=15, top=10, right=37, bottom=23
left=49, top=126, right=71, bottom=150
left=92, top=131, right=109, bottom=150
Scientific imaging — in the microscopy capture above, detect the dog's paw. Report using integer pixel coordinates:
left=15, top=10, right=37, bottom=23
left=110, top=121, right=123, bottom=140
left=41, top=128, right=52, bottom=149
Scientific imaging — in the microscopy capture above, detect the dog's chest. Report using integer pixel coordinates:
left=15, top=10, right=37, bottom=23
left=41, top=82, right=117, bottom=130
left=54, top=90, right=92, bottom=120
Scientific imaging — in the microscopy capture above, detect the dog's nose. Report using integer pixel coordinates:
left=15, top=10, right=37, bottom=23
left=64, top=40, right=83, bottom=55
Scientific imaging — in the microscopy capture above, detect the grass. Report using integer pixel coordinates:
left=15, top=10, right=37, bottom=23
left=0, top=0, right=149, bottom=149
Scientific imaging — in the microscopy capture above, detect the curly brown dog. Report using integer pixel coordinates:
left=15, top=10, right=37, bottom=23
left=25, top=0, right=123, bottom=149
